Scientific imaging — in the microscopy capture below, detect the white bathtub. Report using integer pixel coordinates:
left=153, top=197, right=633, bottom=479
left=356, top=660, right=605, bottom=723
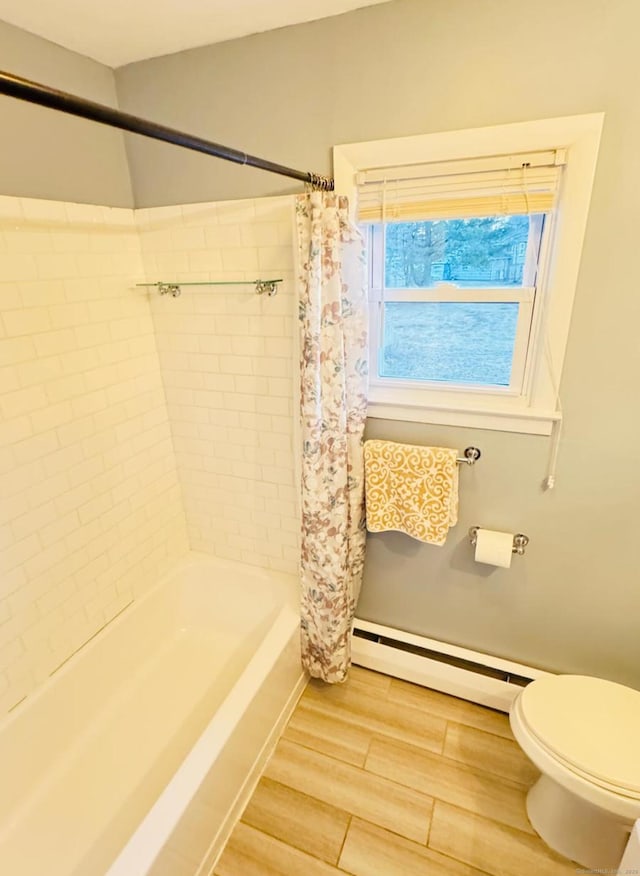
left=0, top=552, right=304, bottom=876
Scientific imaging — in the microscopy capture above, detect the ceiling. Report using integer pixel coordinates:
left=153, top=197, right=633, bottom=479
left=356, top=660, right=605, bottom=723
left=0, top=0, right=391, bottom=68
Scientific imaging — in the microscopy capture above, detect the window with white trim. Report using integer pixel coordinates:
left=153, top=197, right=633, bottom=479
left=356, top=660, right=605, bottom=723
left=334, top=114, right=604, bottom=434
left=360, top=151, right=562, bottom=406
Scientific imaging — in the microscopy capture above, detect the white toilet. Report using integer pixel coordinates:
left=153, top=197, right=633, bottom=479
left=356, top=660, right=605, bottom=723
left=510, top=674, right=640, bottom=869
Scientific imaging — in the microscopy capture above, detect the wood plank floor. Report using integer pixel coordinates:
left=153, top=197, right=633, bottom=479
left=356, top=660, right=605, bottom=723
left=214, top=667, right=578, bottom=876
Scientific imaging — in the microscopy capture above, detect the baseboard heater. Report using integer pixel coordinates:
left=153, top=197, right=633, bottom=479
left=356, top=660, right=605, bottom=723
left=351, top=618, right=551, bottom=713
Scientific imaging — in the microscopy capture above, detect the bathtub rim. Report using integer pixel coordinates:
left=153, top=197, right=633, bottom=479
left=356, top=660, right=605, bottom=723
left=0, top=551, right=298, bottom=735
left=105, top=600, right=301, bottom=876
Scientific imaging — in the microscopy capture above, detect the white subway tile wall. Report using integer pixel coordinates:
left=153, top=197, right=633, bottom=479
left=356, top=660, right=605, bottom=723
left=0, top=197, right=189, bottom=714
left=138, top=197, right=299, bottom=576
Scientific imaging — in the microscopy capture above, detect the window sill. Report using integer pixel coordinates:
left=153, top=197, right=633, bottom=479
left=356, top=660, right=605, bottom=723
left=367, top=399, right=561, bottom=435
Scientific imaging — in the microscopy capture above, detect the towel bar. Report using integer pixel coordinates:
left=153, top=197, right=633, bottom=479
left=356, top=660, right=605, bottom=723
left=457, top=447, right=481, bottom=466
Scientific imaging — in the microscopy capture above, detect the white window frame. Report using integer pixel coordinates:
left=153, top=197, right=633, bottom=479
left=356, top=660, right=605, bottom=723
left=334, top=114, right=604, bottom=435
left=367, top=215, right=544, bottom=397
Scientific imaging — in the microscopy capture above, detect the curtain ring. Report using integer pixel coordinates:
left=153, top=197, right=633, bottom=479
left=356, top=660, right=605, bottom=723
left=306, top=172, right=334, bottom=192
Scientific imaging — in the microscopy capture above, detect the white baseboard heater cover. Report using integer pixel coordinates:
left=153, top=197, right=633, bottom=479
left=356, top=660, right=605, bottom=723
left=351, top=618, right=551, bottom=713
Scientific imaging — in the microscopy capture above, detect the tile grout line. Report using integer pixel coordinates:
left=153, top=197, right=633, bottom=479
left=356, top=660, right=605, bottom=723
left=386, top=700, right=515, bottom=741
left=278, top=733, right=442, bottom=793
left=432, top=797, right=540, bottom=842
left=262, top=742, right=446, bottom=852
left=440, top=718, right=450, bottom=756
left=231, top=821, right=345, bottom=872
left=237, top=777, right=390, bottom=868
left=427, top=808, right=497, bottom=876
left=425, top=797, right=435, bottom=849
left=363, top=730, right=375, bottom=766
left=386, top=682, right=514, bottom=733
left=217, top=669, right=554, bottom=874
left=280, top=730, right=370, bottom=768
left=365, top=730, right=534, bottom=793
left=293, top=693, right=531, bottom=790
left=335, top=813, right=353, bottom=870
left=360, top=746, right=537, bottom=837
left=270, top=735, right=438, bottom=810
left=295, top=700, right=449, bottom=757
left=307, top=688, right=514, bottom=745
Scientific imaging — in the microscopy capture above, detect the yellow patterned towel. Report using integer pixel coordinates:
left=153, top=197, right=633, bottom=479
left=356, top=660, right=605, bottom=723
left=364, top=440, right=459, bottom=545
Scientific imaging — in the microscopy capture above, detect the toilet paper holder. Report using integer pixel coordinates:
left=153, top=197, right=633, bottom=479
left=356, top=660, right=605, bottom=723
left=468, top=527, right=530, bottom=556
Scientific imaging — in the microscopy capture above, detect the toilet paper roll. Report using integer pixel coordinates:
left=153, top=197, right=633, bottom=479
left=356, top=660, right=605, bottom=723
left=474, top=528, right=513, bottom=568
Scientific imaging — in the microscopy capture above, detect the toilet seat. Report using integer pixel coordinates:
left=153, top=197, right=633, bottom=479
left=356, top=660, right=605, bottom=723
left=517, top=675, right=640, bottom=799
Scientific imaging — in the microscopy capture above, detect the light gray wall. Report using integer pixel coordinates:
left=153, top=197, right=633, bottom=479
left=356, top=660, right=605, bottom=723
left=117, top=0, right=637, bottom=687
left=116, top=0, right=640, bottom=687
left=0, top=20, right=133, bottom=206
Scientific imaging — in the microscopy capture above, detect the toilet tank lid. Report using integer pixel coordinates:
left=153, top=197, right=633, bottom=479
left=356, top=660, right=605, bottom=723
left=519, top=674, right=640, bottom=794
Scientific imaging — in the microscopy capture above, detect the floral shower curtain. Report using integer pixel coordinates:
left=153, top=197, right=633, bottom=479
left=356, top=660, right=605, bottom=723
left=295, top=191, right=368, bottom=683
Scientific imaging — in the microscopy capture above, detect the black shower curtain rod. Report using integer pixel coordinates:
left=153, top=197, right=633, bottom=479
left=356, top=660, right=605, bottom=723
left=0, top=69, right=334, bottom=191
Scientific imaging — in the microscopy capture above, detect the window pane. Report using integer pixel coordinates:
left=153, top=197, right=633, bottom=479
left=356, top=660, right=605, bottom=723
left=383, top=215, right=541, bottom=288
left=380, top=302, right=519, bottom=386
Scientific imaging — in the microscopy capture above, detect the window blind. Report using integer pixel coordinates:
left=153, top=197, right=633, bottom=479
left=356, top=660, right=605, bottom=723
left=357, top=149, right=565, bottom=223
